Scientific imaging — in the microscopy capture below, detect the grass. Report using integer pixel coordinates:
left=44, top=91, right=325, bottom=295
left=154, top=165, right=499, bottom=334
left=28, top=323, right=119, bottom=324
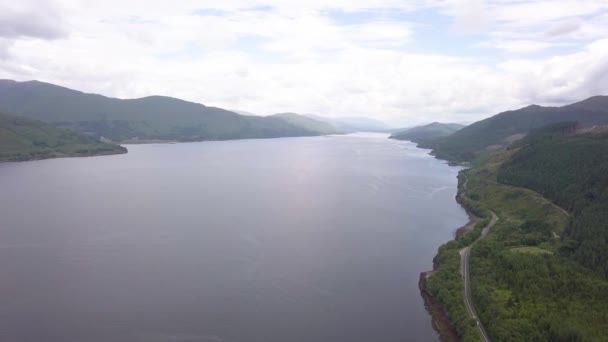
left=428, top=146, right=608, bottom=341
left=509, top=246, right=554, bottom=255
left=0, top=112, right=126, bottom=162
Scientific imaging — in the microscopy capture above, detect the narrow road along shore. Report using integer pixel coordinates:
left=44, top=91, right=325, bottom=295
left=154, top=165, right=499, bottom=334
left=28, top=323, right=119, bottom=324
left=460, top=211, right=498, bottom=342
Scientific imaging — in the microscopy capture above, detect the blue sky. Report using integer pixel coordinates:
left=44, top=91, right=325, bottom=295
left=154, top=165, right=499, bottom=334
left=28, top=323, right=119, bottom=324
left=1, top=0, right=607, bottom=126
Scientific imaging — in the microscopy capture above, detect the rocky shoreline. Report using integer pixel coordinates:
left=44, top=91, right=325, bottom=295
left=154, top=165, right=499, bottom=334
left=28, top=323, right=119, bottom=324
left=419, top=167, right=480, bottom=341
left=419, top=270, right=460, bottom=342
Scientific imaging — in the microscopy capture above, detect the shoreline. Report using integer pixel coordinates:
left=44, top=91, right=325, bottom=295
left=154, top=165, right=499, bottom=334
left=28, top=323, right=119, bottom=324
left=419, top=271, right=460, bottom=342
left=419, top=149, right=478, bottom=341
left=419, top=196, right=478, bottom=342
left=0, top=147, right=127, bottom=163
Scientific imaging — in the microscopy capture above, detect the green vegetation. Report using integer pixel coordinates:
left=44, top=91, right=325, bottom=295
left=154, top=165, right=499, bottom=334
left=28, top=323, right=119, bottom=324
left=427, top=135, right=608, bottom=341
left=389, top=122, right=465, bottom=146
left=0, top=112, right=126, bottom=162
left=0, top=79, right=340, bottom=142
left=509, top=246, right=553, bottom=255
left=428, top=96, right=608, bottom=162
left=271, top=113, right=341, bottom=135
left=497, top=122, right=608, bottom=278
left=419, top=99, right=608, bottom=341
left=427, top=209, right=491, bottom=342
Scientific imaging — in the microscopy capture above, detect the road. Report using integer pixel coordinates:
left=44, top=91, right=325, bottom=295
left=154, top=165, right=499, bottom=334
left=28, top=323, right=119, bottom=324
left=460, top=211, right=498, bottom=342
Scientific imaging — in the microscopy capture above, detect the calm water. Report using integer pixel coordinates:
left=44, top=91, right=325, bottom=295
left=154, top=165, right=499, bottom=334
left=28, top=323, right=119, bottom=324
left=0, top=133, right=466, bottom=342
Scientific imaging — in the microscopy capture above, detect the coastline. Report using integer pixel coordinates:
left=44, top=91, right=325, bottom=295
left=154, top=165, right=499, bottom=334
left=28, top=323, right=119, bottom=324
left=0, top=147, right=127, bottom=163
left=419, top=148, right=477, bottom=341
left=419, top=271, right=460, bottom=342
left=419, top=190, right=478, bottom=342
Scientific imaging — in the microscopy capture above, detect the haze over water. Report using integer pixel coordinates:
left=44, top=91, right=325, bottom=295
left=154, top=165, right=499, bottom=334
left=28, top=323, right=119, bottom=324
left=0, top=133, right=467, bottom=342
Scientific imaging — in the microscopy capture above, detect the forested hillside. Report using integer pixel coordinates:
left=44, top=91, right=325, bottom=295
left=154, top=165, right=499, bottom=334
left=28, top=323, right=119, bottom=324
left=0, top=79, right=339, bottom=142
left=429, top=96, right=608, bottom=162
left=389, top=122, right=464, bottom=146
left=427, top=142, right=608, bottom=341
left=423, top=116, right=608, bottom=341
left=497, top=122, right=608, bottom=278
left=0, top=112, right=126, bottom=161
left=304, top=114, right=391, bottom=132
left=270, top=113, right=341, bottom=135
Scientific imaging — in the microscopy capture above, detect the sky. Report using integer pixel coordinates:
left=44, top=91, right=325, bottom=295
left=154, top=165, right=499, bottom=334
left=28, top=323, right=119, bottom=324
left=0, top=0, right=607, bottom=126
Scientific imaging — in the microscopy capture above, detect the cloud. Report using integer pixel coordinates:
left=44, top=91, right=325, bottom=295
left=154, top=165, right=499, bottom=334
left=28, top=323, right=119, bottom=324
left=444, top=0, right=488, bottom=33
left=0, top=1, right=607, bottom=126
left=499, top=39, right=608, bottom=105
left=0, top=1, right=67, bottom=40
left=488, top=0, right=607, bottom=28
left=544, top=20, right=581, bottom=38
left=0, top=39, right=12, bottom=59
left=482, top=40, right=555, bottom=54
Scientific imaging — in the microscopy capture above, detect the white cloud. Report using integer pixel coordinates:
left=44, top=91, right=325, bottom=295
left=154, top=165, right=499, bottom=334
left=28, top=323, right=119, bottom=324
left=0, top=0, right=607, bottom=126
left=0, top=0, right=67, bottom=40
left=499, top=39, right=608, bottom=104
left=482, top=40, right=555, bottom=54
left=443, top=0, right=488, bottom=33
left=544, top=20, right=581, bottom=38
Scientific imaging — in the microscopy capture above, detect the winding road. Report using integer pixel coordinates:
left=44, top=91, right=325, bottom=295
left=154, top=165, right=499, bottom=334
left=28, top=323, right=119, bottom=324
left=460, top=211, right=498, bottom=342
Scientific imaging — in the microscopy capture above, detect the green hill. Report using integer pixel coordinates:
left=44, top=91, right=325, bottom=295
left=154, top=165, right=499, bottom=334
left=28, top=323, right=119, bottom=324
left=389, top=122, right=465, bottom=146
left=0, top=112, right=126, bottom=162
left=304, top=114, right=391, bottom=133
left=427, top=121, right=608, bottom=341
left=271, top=113, right=342, bottom=135
left=0, top=80, right=337, bottom=142
left=430, top=96, right=608, bottom=162
left=497, top=122, right=608, bottom=278
left=417, top=97, right=608, bottom=341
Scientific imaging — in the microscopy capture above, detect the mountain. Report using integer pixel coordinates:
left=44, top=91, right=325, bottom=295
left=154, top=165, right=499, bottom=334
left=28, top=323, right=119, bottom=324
left=231, top=109, right=260, bottom=116
left=430, top=96, right=608, bottom=162
left=270, top=113, right=342, bottom=135
left=383, top=126, right=414, bottom=134
left=497, top=122, right=608, bottom=278
left=389, top=122, right=465, bottom=146
left=0, top=112, right=126, bottom=161
left=427, top=121, right=608, bottom=341
left=415, top=98, right=608, bottom=341
left=304, top=115, right=391, bottom=132
left=0, top=80, right=338, bottom=142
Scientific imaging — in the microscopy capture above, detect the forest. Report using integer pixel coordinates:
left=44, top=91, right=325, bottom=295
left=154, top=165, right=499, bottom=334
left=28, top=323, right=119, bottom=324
left=497, top=122, right=608, bottom=278
left=427, top=96, right=608, bottom=162
left=0, top=112, right=126, bottom=161
left=427, top=124, right=608, bottom=341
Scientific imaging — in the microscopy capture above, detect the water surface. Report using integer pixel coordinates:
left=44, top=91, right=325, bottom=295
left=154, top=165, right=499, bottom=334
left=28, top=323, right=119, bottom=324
left=0, top=133, right=466, bottom=342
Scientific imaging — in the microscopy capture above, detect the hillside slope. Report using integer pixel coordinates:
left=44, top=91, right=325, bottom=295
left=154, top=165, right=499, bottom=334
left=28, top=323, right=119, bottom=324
left=497, top=122, right=608, bottom=278
left=430, top=96, right=608, bottom=162
left=0, top=80, right=336, bottom=142
left=389, top=122, right=465, bottom=146
left=0, top=112, right=126, bottom=161
left=304, top=114, right=391, bottom=132
left=426, top=121, right=608, bottom=341
left=271, top=113, right=341, bottom=135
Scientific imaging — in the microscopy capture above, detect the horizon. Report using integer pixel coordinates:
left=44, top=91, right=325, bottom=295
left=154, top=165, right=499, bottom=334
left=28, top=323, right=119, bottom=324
left=1, top=1, right=607, bottom=126
left=2, top=78, right=605, bottom=129
left=1, top=3, right=608, bottom=340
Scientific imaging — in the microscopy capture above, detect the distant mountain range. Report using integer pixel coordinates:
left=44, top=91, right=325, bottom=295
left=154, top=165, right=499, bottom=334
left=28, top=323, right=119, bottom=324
left=304, top=114, right=392, bottom=133
left=0, top=80, right=340, bottom=143
left=389, top=122, right=465, bottom=146
left=428, top=96, right=608, bottom=162
left=271, top=113, right=342, bottom=135
left=0, top=112, right=126, bottom=161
